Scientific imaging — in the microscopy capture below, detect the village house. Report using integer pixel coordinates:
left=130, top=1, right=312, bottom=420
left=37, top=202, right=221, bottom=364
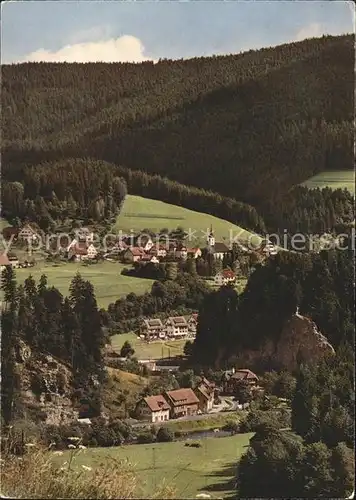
left=164, top=388, right=200, bottom=418
left=222, top=369, right=259, bottom=395
left=187, top=248, right=202, bottom=259
left=187, top=313, right=198, bottom=336
left=206, top=227, right=230, bottom=260
left=165, top=316, right=189, bottom=338
left=135, top=395, right=170, bottom=423
left=0, top=253, right=10, bottom=272
left=141, top=255, right=160, bottom=264
left=7, top=254, right=20, bottom=269
left=122, top=247, right=147, bottom=263
left=18, top=224, right=39, bottom=242
left=148, top=245, right=167, bottom=258
left=194, top=377, right=215, bottom=413
left=74, top=228, right=94, bottom=243
left=68, top=242, right=98, bottom=261
left=129, top=235, right=154, bottom=252
left=214, top=269, right=236, bottom=287
left=141, top=318, right=165, bottom=339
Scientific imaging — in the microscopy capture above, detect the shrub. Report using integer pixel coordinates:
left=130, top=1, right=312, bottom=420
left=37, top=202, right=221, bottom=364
left=156, top=427, right=174, bottom=443
left=137, top=431, right=155, bottom=444
left=222, top=419, right=240, bottom=434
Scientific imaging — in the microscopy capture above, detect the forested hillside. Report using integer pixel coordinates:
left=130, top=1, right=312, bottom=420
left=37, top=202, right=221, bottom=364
left=2, top=35, right=353, bottom=215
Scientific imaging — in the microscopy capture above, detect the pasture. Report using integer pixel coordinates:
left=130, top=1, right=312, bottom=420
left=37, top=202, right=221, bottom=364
left=301, top=170, right=354, bottom=195
left=14, top=262, right=154, bottom=309
left=110, top=332, right=187, bottom=360
left=57, top=433, right=253, bottom=499
left=115, top=195, right=261, bottom=246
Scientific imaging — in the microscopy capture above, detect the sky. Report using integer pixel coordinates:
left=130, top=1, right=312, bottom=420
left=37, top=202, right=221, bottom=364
left=1, top=1, right=354, bottom=64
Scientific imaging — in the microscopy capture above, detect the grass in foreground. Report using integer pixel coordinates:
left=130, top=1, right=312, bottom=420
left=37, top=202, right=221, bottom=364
left=300, top=170, right=355, bottom=195
left=14, top=262, right=154, bottom=309
left=115, top=195, right=261, bottom=246
left=57, top=433, right=253, bottom=499
left=110, top=332, right=187, bottom=360
left=1, top=447, right=175, bottom=499
left=164, top=412, right=243, bottom=433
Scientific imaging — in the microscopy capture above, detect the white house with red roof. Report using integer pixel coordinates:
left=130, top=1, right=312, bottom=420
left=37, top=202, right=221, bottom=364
left=214, top=269, right=236, bottom=286
left=135, top=395, right=170, bottom=423
left=68, top=242, right=98, bottom=261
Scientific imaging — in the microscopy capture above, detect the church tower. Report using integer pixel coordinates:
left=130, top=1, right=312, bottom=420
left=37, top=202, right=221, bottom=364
left=207, top=224, right=215, bottom=247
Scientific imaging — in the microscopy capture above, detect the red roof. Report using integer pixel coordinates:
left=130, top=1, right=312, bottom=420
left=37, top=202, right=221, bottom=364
left=128, top=247, right=146, bottom=256
left=72, top=242, right=88, bottom=255
left=221, top=269, right=236, bottom=279
left=165, top=388, right=199, bottom=406
left=231, top=369, right=258, bottom=381
left=187, top=248, right=200, bottom=253
left=0, top=253, right=10, bottom=266
left=143, top=395, right=170, bottom=412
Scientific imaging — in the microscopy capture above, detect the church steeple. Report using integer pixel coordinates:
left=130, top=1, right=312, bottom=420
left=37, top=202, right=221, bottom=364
left=207, top=225, right=215, bottom=247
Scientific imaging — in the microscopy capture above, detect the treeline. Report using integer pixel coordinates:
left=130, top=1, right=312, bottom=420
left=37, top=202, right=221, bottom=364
left=1, top=35, right=353, bottom=215
left=193, top=239, right=354, bottom=366
left=107, top=271, right=210, bottom=333
left=1, top=159, right=127, bottom=230
left=1, top=268, right=107, bottom=425
left=264, top=185, right=354, bottom=234
left=237, top=347, right=354, bottom=497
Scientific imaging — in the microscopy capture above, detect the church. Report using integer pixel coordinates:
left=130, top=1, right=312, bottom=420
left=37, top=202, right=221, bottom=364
left=206, top=226, right=230, bottom=259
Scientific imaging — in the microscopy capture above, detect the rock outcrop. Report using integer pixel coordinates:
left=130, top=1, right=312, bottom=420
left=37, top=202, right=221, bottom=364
left=238, top=312, right=335, bottom=371
left=15, top=341, right=78, bottom=426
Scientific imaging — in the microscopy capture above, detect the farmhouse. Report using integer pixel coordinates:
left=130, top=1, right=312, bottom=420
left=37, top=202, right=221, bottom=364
left=165, top=388, right=200, bottom=418
left=7, top=254, right=20, bottom=268
left=123, top=247, right=147, bottom=262
left=0, top=253, right=10, bottom=271
left=148, top=245, right=167, bottom=258
left=130, top=235, right=154, bottom=252
left=222, top=369, right=259, bottom=395
left=214, top=269, right=236, bottom=286
left=187, top=248, right=202, bottom=259
left=141, top=255, right=160, bottom=264
left=18, top=224, right=39, bottom=242
left=141, top=318, right=165, bottom=339
left=68, top=242, right=98, bottom=261
left=166, top=316, right=189, bottom=338
left=187, top=313, right=198, bottom=335
left=135, top=395, right=170, bottom=423
left=194, top=377, right=215, bottom=413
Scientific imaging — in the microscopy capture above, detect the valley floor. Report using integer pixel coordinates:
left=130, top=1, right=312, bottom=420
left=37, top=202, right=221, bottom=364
left=56, top=432, right=253, bottom=499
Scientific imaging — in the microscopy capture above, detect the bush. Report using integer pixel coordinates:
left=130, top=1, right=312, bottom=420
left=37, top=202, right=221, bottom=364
left=156, top=427, right=174, bottom=443
left=239, top=409, right=291, bottom=433
left=222, top=419, right=240, bottom=434
left=136, top=431, right=155, bottom=444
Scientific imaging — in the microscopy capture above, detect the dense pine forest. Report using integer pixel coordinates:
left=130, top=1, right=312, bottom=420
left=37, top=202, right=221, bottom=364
left=1, top=34, right=354, bottom=234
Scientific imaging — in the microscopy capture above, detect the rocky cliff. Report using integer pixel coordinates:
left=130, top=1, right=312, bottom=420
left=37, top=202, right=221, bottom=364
left=14, top=340, right=78, bottom=426
left=236, top=312, right=335, bottom=371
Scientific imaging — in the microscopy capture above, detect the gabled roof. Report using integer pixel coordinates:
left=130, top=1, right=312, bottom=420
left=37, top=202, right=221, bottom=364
left=143, top=395, right=170, bottom=412
left=143, top=318, right=164, bottom=329
left=196, top=385, right=212, bottom=400
left=167, top=316, right=188, bottom=326
left=230, top=369, right=259, bottom=381
left=127, top=247, right=147, bottom=257
left=165, top=388, right=199, bottom=406
left=213, top=243, right=230, bottom=253
left=219, top=269, right=236, bottom=279
left=0, top=253, right=10, bottom=266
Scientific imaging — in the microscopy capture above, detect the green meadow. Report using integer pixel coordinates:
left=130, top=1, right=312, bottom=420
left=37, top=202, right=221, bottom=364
left=114, top=195, right=261, bottom=246
left=57, top=433, right=253, bottom=499
left=301, top=170, right=354, bottom=195
left=14, top=262, right=154, bottom=309
left=110, top=332, right=187, bottom=360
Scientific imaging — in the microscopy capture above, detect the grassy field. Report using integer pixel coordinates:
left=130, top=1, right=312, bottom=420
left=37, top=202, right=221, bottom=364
left=110, top=332, right=187, bottom=360
left=164, top=413, right=242, bottom=434
left=115, top=195, right=261, bottom=246
left=14, top=262, right=154, bottom=309
left=57, top=433, right=253, bottom=499
left=301, top=170, right=354, bottom=195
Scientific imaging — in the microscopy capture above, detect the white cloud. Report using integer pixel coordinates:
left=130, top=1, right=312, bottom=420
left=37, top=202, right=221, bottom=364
left=19, top=35, right=155, bottom=63
left=295, top=23, right=324, bottom=41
